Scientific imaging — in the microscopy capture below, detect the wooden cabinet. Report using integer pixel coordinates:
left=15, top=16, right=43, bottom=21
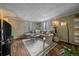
left=0, top=19, right=12, bottom=56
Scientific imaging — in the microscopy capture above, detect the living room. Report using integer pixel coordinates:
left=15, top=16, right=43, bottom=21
left=0, top=3, right=79, bottom=56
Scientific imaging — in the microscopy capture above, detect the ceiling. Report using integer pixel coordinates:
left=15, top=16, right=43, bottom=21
left=0, top=3, right=79, bottom=22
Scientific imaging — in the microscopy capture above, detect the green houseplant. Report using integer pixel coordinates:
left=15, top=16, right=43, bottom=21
left=64, top=46, right=79, bottom=56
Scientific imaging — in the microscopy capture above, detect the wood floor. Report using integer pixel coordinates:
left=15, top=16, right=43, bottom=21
left=11, top=38, right=62, bottom=56
left=47, top=41, right=79, bottom=56
left=11, top=38, right=53, bottom=56
left=11, top=39, right=30, bottom=56
left=11, top=38, right=79, bottom=56
left=11, top=36, right=53, bottom=56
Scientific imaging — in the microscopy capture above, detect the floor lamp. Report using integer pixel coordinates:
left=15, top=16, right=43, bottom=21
left=52, top=20, right=59, bottom=42
left=52, top=21, right=59, bottom=36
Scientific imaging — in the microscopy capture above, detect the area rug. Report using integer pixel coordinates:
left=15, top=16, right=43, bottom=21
left=22, top=39, right=49, bottom=56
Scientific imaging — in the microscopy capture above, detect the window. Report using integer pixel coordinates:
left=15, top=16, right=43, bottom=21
left=43, top=21, right=49, bottom=31
left=28, top=22, right=32, bottom=32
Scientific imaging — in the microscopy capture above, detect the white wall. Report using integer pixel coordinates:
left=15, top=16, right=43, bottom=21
left=9, top=19, right=25, bottom=38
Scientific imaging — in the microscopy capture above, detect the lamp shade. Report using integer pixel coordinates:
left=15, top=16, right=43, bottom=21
left=52, top=20, right=59, bottom=27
